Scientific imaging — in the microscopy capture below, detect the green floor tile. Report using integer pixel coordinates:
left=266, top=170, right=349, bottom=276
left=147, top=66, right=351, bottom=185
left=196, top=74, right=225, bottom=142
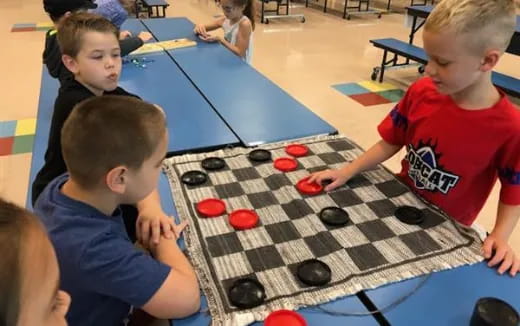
left=12, top=135, right=35, bottom=154
left=377, top=89, right=405, bottom=103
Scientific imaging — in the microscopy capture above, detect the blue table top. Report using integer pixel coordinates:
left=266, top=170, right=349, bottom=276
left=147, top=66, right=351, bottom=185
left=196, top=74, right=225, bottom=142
left=121, top=19, right=150, bottom=37
left=26, top=69, right=59, bottom=209
left=140, top=17, right=197, bottom=41
left=364, top=262, right=520, bottom=325
left=141, top=18, right=336, bottom=146
left=119, top=51, right=239, bottom=154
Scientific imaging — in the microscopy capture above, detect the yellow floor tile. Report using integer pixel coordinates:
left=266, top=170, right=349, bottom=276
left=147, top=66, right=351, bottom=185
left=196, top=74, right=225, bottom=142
left=358, top=80, right=399, bottom=92
left=15, top=118, right=37, bottom=136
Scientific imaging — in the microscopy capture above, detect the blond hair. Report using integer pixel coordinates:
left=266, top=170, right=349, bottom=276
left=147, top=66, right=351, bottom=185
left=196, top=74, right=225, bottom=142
left=424, top=0, right=517, bottom=52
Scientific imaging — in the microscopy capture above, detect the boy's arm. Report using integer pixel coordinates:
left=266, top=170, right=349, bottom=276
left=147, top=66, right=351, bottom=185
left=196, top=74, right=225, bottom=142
left=119, top=36, right=144, bottom=56
left=340, top=139, right=402, bottom=179
left=483, top=202, right=520, bottom=276
left=141, top=236, right=200, bottom=319
left=309, top=139, right=402, bottom=191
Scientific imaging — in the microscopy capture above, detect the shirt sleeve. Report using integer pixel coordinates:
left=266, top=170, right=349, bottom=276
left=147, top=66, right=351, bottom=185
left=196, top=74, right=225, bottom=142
left=78, top=232, right=171, bottom=307
left=120, top=37, right=144, bottom=56
left=497, top=131, right=520, bottom=205
left=377, top=80, right=420, bottom=146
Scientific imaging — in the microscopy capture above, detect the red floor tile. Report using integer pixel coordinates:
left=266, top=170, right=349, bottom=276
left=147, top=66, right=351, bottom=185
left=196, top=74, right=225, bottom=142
left=0, top=137, right=15, bottom=156
left=349, top=93, right=392, bottom=106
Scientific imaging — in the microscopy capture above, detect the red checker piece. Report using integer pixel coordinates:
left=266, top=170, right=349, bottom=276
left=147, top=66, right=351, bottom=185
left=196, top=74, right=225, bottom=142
left=196, top=198, right=226, bottom=217
left=274, top=157, right=298, bottom=172
left=229, top=209, right=259, bottom=230
left=285, top=144, right=309, bottom=157
left=265, top=310, right=307, bottom=326
left=296, top=177, right=323, bottom=196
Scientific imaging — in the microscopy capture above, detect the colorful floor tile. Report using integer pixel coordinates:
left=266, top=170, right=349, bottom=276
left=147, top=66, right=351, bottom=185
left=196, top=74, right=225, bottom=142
left=332, top=80, right=405, bottom=106
left=11, top=22, right=52, bottom=32
left=0, top=119, right=36, bottom=156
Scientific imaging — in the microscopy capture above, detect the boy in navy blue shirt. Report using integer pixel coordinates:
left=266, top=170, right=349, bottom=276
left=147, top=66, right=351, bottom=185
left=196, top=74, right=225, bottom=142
left=34, top=96, right=200, bottom=325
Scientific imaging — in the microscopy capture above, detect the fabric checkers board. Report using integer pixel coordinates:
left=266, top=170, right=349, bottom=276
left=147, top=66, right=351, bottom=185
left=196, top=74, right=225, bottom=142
left=129, top=38, right=197, bottom=55
left=163, top=134, right=483, bottom=326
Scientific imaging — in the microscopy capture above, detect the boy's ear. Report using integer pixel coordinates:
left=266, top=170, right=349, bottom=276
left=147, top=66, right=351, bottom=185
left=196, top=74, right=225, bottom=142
left=480, top=49, right=501, bottom=72
left=62, top=54, right=79, bottom=74
left=106, top=166, right=127, bottom=194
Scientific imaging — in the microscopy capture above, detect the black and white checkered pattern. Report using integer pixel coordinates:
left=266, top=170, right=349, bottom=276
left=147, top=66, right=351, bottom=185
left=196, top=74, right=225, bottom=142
left=164, top=135, right=482, bottom=326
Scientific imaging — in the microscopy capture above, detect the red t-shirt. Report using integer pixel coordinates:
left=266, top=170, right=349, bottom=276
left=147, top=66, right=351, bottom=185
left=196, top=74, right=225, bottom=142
left=378, top=77, right=520, bottom=226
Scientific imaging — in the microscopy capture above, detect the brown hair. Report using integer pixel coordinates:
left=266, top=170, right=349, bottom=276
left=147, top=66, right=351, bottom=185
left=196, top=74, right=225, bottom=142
left=424, top=0, right=516, bottom=52
left=234, top=0, right=255, bottom=30
left=57, top=12, right=119, bottom=58
left=61, top=96, right=167, bottom=190
left=0, top=198, right=42, bottom=326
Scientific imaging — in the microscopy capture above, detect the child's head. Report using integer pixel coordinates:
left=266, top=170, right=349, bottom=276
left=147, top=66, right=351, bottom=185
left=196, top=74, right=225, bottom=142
left=422, top=0, right=516, bottom=95
left=44, top=0, right=98, bottom=23
left=58, top=12, right=122, bottom=95
left=221, top=0, right=255, bottom=29
left=61, top=96, right=168, bottom=204
left=0, top=198, right=70, bottom=326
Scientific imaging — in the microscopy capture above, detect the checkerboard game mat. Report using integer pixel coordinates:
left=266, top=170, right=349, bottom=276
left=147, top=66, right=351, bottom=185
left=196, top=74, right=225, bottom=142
left=163, top=134, right=483, bottom=326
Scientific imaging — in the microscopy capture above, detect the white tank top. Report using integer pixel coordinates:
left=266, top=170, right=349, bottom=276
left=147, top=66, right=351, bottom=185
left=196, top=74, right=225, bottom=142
left=222, top=16, right=253, bottom=64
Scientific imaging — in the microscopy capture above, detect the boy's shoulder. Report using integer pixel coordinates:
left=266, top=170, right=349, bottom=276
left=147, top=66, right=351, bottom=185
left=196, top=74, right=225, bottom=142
left=54, top=80, right=94, bottom=117
left=56, top=80, right=137, bottom=110
left=35, top=175, right=127, bottom=250
left=408, top=77, right=439, bottom=98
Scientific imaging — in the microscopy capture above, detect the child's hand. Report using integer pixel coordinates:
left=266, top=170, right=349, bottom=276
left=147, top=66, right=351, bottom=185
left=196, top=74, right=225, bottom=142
left=137, top=212, right=178, bottom=246
left=194, top=24, right=208, bottom=36
left=138, top=31, right=153, bottom=42
left=308, top=169, right=351, bottom=192
left=482, top=234, right=520, bottom=277
left=120, top=30, right=132, bottom=39
left=199, top=34, right=221, bottom=43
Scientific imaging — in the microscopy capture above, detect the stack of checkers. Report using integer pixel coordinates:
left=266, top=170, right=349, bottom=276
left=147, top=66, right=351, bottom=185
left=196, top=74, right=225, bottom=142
left=163, top=134, right=483, bottom=326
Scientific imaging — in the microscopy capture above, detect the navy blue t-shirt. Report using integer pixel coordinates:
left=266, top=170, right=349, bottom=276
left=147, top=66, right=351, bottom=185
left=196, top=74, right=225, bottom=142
left=34, top=174, right=171, bottom=326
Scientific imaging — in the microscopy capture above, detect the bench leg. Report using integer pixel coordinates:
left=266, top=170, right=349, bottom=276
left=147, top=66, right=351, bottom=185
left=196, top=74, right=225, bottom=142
left=379, top=49, right=388, bottom=83
left=261, top=0, right=265, bottom=23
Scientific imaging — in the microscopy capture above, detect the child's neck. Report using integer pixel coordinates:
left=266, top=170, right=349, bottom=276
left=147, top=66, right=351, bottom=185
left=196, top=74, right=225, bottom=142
left=61, top=179, right=119, bottom=217
left=450, top=72, right=500, bottom=110
left=229, top=15, right=243, bottom=24
left=74, top=76, right=104, bottom=96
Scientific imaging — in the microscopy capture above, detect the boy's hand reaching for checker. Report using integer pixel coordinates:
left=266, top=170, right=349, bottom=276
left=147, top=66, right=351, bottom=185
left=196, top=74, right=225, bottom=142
left=482, top=233, right=519, bottom=277
left=308, top=168, right=352, bottom=192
